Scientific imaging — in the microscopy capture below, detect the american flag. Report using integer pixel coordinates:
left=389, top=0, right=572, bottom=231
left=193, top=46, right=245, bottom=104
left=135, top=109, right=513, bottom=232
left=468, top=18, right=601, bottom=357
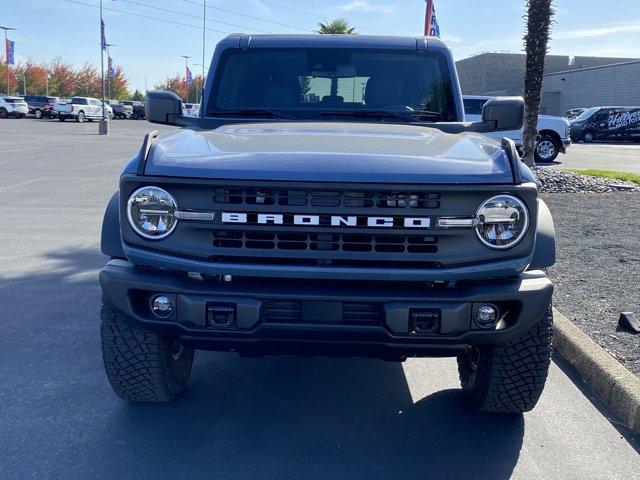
left=425, top=0, right=441, bottom=37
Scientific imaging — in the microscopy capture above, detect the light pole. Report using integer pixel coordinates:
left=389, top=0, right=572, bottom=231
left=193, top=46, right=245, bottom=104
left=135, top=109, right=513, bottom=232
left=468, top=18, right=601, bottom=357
left=105, top=43, right=117, bottom=99
left=99, top=0, right=109, bottom=135
left=1, top=26, right=17, bottom=95
left=202, top=0, right=206, bottom=82
left=180, top=55, right=192, bottom=103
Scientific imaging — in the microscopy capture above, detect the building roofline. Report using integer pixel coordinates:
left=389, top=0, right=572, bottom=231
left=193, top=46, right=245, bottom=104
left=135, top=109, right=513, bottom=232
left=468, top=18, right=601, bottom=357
left=544, top=59, right=640, bottom=76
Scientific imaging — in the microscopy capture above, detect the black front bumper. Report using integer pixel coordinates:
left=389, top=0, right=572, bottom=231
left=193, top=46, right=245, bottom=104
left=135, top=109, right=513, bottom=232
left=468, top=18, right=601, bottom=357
left=100, top=260, right=553, bottom=359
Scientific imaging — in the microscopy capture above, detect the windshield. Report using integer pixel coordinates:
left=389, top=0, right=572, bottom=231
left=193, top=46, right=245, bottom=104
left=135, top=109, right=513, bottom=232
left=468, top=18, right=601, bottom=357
left=207, top=48, right=457, bottom=121
left=573, top=106, right=599, bottom=121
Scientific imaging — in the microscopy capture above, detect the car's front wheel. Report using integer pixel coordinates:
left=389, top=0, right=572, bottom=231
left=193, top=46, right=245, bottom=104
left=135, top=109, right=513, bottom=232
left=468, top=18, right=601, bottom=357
left=457, top=303, right=553, bottom=413
left=535, top=135, right=560, bottom=162
left=34, top=108, right=42, bottom=119
left=583, top=131, right=595, bottom=143
left=76, top=111, right=85, bottom=123
left=0, top=108, right=7, bottom=119
left=101, top=298, right=195, bottom=402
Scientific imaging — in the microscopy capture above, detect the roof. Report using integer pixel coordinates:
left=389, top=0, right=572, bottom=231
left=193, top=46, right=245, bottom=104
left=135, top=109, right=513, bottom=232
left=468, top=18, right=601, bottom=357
left=544, top=59, right=640, bottom=77
left=224, top=33, right=448, bottom=50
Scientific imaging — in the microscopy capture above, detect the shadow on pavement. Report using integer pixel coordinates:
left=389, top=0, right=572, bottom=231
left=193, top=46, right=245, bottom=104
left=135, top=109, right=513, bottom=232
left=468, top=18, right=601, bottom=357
left=1, top=248, right=524, bottom=480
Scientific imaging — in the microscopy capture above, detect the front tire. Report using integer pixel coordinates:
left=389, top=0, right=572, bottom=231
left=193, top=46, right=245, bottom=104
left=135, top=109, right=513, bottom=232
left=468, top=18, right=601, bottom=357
left=457, top=304, right=553, bottom=413
left=0, top=108, right=7, bottom=119
left=583, top=131, right=595, bottom=143
left=101, top=298, right=195, bottom=402
left=535, top=135, right=560, bottom=162
left=77, top=111, right=85, bottom=123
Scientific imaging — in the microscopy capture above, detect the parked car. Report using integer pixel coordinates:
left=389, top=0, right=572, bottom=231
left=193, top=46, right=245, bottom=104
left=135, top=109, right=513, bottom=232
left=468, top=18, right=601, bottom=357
left=107, top=100, right=133, bottom=119
left=570, top=106, right=640, bottom=143
left=23, top=95, right=60, bottom=118
left=0, top=96, right=29, bottom=118
left=54, top=97, right=113, bottom=122
left=566, top=107, right=586, bottom=119
left=120, top=100, right=145, bottom=119
left=464, top=95, right=571, bottom=162
left=182, top=103, right=200, bottom=117
left=99, top=34, right=556, bottom=415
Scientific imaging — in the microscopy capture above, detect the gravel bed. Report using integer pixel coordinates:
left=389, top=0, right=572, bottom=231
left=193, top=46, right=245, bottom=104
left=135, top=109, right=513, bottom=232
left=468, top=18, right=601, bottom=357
left=534, top=167, right=639, bottom=193
left=544, top=192, right=640, bottom=377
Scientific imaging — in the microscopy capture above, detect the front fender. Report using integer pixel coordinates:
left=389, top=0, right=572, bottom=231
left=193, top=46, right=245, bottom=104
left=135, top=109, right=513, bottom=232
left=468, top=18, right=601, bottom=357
left=530, top=199, right=556, bottom=269
left=101, top=191, right=125, bottom=258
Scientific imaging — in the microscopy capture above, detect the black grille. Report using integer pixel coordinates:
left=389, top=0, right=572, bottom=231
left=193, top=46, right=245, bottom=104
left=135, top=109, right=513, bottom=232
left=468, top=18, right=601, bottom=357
left=214, top=231, right=438, bottom=254
left=213, top=187, right=441, bottom=209
left=263, top=300, right=383, bottom=324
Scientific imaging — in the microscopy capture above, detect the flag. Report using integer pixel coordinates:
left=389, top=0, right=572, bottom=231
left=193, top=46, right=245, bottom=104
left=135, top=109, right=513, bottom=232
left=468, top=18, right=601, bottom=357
left=186, top=66, right=193, bottom=86
left=108, top=56, right=115, bottom=78
left=424, top=0, right=441, bottom=38
left=101, top=20, right=106, bottom=50
left=6, top=38, right=15, bottom=65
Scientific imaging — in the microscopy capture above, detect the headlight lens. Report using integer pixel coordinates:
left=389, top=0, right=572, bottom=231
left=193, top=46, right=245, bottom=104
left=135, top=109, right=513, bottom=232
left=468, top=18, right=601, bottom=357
left=127, top=186, right=178, bottom=239
left=475, top=195, right=529, bottom=249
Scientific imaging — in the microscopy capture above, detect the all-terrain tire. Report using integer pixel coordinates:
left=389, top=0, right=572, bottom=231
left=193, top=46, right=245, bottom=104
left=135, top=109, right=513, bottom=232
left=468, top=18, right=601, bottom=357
left=100, top=298, right=195, bottom=402
left=457, top=304, right=553, bottom=413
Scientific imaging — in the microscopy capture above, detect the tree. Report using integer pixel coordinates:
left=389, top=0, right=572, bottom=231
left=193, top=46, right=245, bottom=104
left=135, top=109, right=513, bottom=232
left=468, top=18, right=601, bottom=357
left=0, top=56, right=18, bottom=94
left=73, top=62, right=101, bottom=97
left=316, top=18, right=356, bottom=34
left=154, top=74, right=184, bottom=98
left=108, top=66, right=130, bottom=99
left=522, top=0, right=554, bottom=166
left=131, top=89, right=145, bottom=101
left=48, top=60, right=75, bottom=97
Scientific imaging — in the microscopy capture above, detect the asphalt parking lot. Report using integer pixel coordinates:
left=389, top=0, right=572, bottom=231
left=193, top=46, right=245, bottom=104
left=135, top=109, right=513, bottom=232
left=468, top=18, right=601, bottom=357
left=547, top=142, right=640, bottom=173
left=1, top=119, right=639, bottom=480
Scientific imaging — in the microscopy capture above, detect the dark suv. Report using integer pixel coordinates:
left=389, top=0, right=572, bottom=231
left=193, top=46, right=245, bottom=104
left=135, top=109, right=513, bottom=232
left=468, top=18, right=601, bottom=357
left=120, top=100, right=145, bottom=119
left=23, top=95, right=60, bottom=118
left=100, top=34, right=556, bottom=413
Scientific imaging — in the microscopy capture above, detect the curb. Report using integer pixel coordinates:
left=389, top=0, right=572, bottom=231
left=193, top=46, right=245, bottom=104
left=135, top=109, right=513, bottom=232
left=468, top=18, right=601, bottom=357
left=553, top=308, right=640, bottom=434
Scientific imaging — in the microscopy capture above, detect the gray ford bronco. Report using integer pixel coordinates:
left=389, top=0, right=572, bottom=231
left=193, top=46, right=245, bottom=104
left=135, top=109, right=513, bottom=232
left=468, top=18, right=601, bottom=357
left=100, top=34, right=555, bottom=412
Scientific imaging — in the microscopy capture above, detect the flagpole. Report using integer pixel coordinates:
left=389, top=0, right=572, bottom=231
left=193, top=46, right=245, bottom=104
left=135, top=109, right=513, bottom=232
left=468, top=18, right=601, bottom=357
left=1, top=25, right=17, bottom=95
left=180, top=55, right=192, bottom=103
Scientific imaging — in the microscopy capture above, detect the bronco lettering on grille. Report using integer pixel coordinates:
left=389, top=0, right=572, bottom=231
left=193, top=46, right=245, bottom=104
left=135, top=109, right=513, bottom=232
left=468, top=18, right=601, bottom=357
left=220, top=213, right=430, bottom=228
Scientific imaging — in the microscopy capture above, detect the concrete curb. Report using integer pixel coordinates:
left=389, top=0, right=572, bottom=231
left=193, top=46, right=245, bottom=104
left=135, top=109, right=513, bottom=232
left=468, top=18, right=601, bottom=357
left=553, top=308, right=640, bottom=434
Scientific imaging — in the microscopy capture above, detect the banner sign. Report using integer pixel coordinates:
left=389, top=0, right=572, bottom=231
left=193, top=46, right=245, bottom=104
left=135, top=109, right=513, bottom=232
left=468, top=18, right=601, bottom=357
left=186, top=66, right=193, bottom=86
left=108, top=56, right=115, bottom=78
left=101, top=20, right=106, bottom=51
left=6, top=38, right=15, bottom=65
left=424, top=0, right=441, bottom=37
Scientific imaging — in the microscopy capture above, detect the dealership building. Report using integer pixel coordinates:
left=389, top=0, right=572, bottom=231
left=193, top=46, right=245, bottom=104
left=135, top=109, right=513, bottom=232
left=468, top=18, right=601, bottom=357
left=456, top=53, right=639, bottom=116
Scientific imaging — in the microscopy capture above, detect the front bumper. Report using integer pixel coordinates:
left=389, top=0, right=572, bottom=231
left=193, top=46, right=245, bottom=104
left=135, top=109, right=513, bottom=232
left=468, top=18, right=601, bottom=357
left=100, top=259, right=553, bottom=359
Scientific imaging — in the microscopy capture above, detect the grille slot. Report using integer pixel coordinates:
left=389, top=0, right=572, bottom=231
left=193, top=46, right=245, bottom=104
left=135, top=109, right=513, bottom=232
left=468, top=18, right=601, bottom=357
left=213, top=231, right=438, bottom=255
left=263, top=300, right=383, bottom=324
left=213, top=187, right=441, bottom=209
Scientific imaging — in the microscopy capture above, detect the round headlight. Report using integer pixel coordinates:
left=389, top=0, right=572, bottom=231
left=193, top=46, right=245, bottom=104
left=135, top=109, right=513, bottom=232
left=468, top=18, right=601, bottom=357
left=127, top=186, right=178, bottom=239
left=475, top=195, right=528, bottom=249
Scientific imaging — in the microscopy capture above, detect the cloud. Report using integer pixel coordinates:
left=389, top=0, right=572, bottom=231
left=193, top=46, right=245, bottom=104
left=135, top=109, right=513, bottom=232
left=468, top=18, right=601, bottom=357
left=555, top=21, right=640, bottom=40
left=339, top=0, right=395, bottom=14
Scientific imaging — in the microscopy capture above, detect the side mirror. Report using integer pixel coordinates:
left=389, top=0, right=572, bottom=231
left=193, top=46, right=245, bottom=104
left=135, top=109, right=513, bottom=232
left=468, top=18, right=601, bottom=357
left=482, top=96, right=524, bottom=131
left=146, top=90, right=183, bottom=125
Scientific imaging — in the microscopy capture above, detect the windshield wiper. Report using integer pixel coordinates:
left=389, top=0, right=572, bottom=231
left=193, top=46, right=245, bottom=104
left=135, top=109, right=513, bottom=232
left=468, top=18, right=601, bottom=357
left=208, top=108, right=293, bottom=119
left=320, top=109, right=440, bottom=123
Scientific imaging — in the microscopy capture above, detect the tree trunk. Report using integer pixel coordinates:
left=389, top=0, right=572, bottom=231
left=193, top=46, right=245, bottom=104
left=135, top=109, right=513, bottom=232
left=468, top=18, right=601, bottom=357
left=522, top=0, right=554, bottom=167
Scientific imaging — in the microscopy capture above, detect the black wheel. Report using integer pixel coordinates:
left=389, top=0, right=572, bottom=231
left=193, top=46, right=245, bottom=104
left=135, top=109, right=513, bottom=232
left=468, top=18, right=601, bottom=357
left=34, top=108, right=42, bottom=119
left=77, top=111, right=85, bottom=123
left=583, top=131, right=595, bottom=143
left=101, top=298, right=194, bottom=402
left=535, top=135, right=560, bottom=162
left=457, top=303, right=553, bottom=413
left=0, top=108, right=7, bottom=119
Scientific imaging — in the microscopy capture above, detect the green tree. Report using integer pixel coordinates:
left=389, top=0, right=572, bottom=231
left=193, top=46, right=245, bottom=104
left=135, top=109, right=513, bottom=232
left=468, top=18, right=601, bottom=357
left=316, top=18, right=356, bottom=34
left=522, top=0, right=554, bottom=166
left=131, top=89, right=145, bottom=101
left=154, top=74, right=184, bottom=98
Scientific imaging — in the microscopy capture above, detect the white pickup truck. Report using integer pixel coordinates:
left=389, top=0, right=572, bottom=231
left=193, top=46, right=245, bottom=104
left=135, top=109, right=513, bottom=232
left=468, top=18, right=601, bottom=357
left=464, top=95, right=571, bottom=162
left=54, top=97, right=113, bottom=123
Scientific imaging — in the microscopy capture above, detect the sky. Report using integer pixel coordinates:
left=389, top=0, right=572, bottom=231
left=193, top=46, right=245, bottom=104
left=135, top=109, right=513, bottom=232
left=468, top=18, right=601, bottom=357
left=4, top=0, right=640, bottom=92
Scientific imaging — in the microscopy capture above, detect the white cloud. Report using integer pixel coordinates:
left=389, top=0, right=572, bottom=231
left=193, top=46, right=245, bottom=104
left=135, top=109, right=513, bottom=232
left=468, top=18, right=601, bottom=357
left=340, top=0, right=395, bottom=14
left=555, top=21, right=640, bottom=40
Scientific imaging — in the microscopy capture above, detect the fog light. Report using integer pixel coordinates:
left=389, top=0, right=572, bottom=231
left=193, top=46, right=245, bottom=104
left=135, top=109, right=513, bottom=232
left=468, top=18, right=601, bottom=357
left=475, top=304, right=499, bottom=329
left=150, top=294, right=174, bottom=319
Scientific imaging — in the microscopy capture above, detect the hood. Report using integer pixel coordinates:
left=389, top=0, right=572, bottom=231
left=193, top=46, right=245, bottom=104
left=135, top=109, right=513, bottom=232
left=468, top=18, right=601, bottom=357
left=144, top=122, right=515, bottom=184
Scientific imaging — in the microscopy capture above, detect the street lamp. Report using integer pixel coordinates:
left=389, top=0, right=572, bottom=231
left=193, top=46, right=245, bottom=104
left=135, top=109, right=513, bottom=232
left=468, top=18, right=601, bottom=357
left=98, top=0, right=109, bottom=135
left=194, top=63, right=208, bottom=104
left=180, top=55, right=192, bottom=103
left=0, top=25, right=17, bottom=95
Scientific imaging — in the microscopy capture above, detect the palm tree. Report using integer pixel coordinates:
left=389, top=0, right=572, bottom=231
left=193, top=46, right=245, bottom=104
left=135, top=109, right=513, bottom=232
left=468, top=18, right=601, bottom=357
left=521, top=0, right=554, bottom=166
left=316, top=18, right=356, bottom=35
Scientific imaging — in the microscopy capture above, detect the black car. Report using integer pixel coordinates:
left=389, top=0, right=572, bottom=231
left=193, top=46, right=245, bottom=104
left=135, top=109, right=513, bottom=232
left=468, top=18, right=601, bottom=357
left=570, top=106, right=640, bottom=142
left=23, top=95, right=60, bottom=118
left=120, top=100, right=145, bottom=119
